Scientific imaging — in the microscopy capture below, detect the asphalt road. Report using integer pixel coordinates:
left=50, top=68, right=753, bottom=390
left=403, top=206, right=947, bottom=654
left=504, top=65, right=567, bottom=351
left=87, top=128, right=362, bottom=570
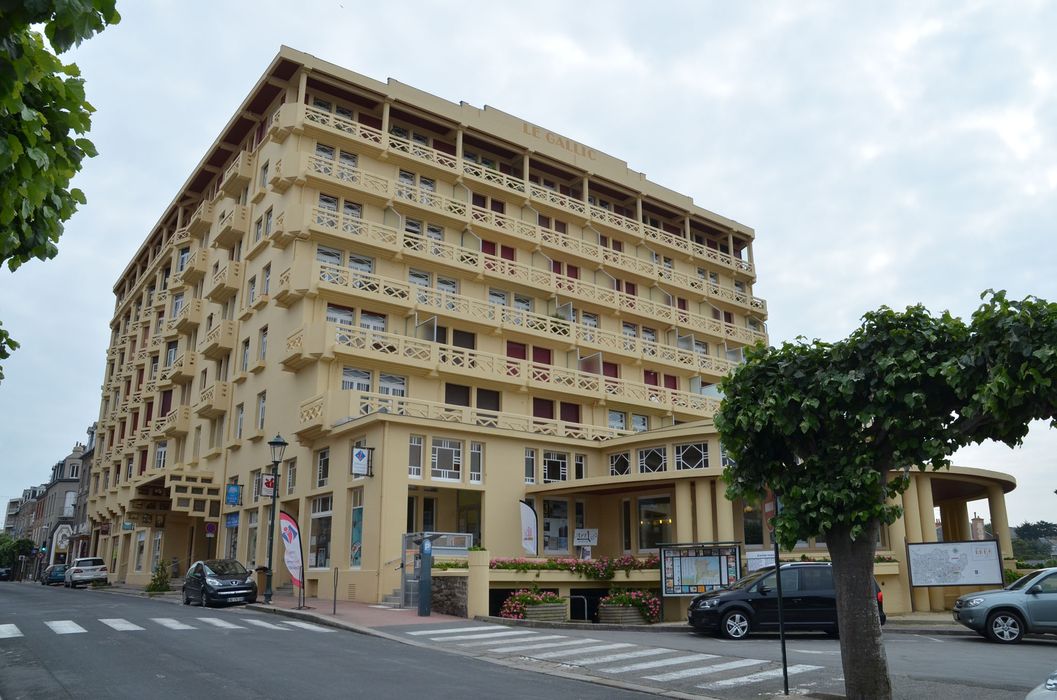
left=0, top=583, right=650, bottom=700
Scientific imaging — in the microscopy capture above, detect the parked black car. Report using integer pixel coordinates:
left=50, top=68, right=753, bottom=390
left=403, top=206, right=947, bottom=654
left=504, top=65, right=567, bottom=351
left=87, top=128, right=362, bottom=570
left=182, top=559, right=257, bottom=607
left=0, top=567, right=12, bottom=581
left=688, top=562, right=886, bottom=639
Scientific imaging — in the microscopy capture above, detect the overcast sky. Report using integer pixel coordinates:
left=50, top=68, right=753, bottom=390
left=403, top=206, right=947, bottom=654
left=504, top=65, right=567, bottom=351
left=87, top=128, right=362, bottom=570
left=1, top=2, right=1054, bottom=527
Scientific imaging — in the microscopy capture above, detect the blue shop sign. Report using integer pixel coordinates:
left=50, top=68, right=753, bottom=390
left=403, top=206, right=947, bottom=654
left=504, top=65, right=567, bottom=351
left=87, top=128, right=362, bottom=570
left=225, top=512, right=239, bottom=528
left=225, top=484, right=241, bottom=506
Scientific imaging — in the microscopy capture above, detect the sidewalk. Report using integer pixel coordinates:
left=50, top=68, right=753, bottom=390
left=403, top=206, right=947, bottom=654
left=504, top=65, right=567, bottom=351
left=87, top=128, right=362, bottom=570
left=89, top=581, right=968, bottom=638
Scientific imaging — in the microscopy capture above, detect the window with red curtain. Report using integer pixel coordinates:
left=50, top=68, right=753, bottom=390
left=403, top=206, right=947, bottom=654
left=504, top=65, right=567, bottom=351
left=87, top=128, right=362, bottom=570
left=138, top=450, right=148, bottom=475
left=144, top=401, right=154, bottom=422
left=533, top=398, right=554, bottom=419
left=500, top=245, right=515, bottom=261
left=160, top=390, right=173, bottom=416
left=482, top=240, right=497, bottom=256
left=560, top=402, right=581, bottom=423
left=644, top=370, right=659, bottom=386
left=531, top=347, right=552, bottom=365
left=663, top=374, right=678, bottom=390
left=602, top=361, right=619, bottom=378
left=506, top=341, right=527, bottom=359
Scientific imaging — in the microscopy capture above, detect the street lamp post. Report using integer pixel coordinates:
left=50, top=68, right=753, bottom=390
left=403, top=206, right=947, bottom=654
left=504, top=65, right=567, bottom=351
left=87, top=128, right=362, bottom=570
left=264, top=433, right=288, bottom=605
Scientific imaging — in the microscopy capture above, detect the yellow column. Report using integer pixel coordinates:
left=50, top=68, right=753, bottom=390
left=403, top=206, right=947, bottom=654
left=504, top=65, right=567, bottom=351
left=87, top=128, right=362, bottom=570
left=901, top=477, right=930, bottom=611
left=951, top=501, right=970, bottom=541
left=674, top=480, right=693, bottom=543
left=916, top=475, right=945, bottom=610
left=715, top=479, right=735, bottom=542
left=467, top=549, right=490, bottom=618
left=988, top=485, right=1014, bottom=561
left=885, top=491, right=908, bottom=612
left=695, top=480, right=715, bottom=543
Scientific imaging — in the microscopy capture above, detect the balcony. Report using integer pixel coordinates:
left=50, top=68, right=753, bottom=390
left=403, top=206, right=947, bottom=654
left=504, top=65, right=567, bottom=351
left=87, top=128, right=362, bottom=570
left=173, top=250, right=208, bottom=286
left=386, top=132, right=457, bottom=173
left=303, top=153, right=391, bottom=204
left=205, top=261, right=243, bottom=302
left=213, top=205, right=250, bottom=249
left=160, top=406, right=191, bottom=437
left=392, top=181, right=468, bottom=224
left=187, top=200, right=216, bottom=239
left=219, top=151, right=254, bottom=196
left=528, top=182, right=588, bottom=219
left=298, top=390, right=632, bottom=444
left=199, top=320, right=237, bottom=359
left=194, top=381, right=231, bottom=418
left=169, top=298, right=203, bottom=334
left=301, top=103, right=386, bottom=152
left=160, top=352, right=197, bottom=384
left=461, top=161, right=526, bottom=199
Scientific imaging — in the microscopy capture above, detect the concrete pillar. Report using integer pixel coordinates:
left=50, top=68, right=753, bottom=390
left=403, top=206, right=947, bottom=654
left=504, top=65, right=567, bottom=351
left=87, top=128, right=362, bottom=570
left=951, top=501, right=970, bottom=541
left=901, top=477, right=930, bottom=612
left=886, top=491, right=908, bottom=611
left=988, top=485, right=1014, bottom=561
left=674, top=480, right=693, bottom=543
left=715, top=479, right=735, bottom=542
left=916, top=476, right=945, bottom=610
left=467, top=549, right=490, bottom=619
left=695, top=480, right=715, bottom=542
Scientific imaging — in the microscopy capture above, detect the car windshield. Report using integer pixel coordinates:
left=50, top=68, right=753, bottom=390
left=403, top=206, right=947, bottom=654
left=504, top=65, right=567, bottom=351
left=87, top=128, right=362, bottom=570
left=205, top=560, right=248, bottom=576
left=1006, top=571, right=1042, bottom=590
left=78, top=558, right=104, bottom=567
left=725, top=569, right=772, bottom=590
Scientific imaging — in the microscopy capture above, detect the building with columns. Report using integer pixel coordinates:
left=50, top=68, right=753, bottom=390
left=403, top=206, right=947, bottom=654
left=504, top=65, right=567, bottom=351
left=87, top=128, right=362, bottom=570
left=86, top=47, right=1014, bottom=615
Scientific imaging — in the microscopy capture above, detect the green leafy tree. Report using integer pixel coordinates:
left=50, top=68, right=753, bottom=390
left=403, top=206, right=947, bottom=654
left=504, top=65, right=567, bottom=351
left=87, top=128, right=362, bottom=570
left=1014, top=520, right=1057, bottom=541
left=0, top=0, right=120, bottom=381
left=1012, top=538, right=1052, bottom=560
left=0, top=534, right=35, bottom=567
left=716, top=291, right=1057, bottom=700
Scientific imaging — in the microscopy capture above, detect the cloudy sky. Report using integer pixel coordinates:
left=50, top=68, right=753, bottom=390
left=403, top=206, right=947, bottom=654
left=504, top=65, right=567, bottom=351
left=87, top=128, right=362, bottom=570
left=1, top=1, right=1054, bottom=526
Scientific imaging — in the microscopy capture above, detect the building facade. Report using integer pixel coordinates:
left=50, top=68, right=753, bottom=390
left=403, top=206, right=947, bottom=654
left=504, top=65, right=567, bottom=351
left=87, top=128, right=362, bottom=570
left=87, top=47, right=1014, bottom=614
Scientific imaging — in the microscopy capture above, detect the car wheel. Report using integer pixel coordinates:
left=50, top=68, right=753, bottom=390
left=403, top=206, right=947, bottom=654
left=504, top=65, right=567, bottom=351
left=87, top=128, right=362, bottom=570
left=200, top=590, right=209, bottom=608
left=986, top=611, right=1024, bottom=643
left=720, top=610, right=751, bottom=640
left=182, top=589, right=191, bottom=605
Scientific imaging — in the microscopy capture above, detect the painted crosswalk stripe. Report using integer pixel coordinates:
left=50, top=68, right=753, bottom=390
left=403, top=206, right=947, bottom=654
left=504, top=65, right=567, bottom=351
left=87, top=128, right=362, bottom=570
left=244, top=619, right=288, bottom=630
left=0, top=624, right=22, bottom=639
left=573, top=648, right=669, bottom=665
left=407, top=625, right=500, bottom=636
left=530, top=643, right=635, bottom=660
left=99, top=619, right=145, bottom=631
left=479, top=635, right=568, bottom=651
left=197, top=617, right=245, bottom=629
left=644, top=658, right=764, bottom=681
left=151, top=618, right=196, bottom=630
left=700, top=663, right=822, bottom=690
left=454, top=631, right=540, bottom=646
left=281, top=620, right=333, bottom=632
left=597, top=653, right=718, bottom=674
left=493, top=638, right=598, bottom=653
left=432, top=630, right=536, bottom=642
left=45, top=620, right=86, bottom=635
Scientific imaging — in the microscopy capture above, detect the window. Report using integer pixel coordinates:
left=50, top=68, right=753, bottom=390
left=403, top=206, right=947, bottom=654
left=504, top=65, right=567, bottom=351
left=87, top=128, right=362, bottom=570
left=135, top=531, right=146, bottom=571
left=408, top=435, right=423, bottom=478
left=609, top=452, right=630, bottom=476
left=256, top=391, right=266, bottom=430
left=359, top=312, right=386, bottom=333
left=316, top=448, right=330, bottom=488
left=247, top=276, right=257, bottom=304
left=524, top=448, right=536, bottom=484
left=171, top=292, right=184, bottom=317
left=264, top=208, right=273, bottom=238
left=251, top=469, right=261, bottom=502
left=639, top=447, right=667, bottom=473
left=152, top=531, right=163, bottom=573
left=608, top=410, right=627, bottom=431
left=638, top=496, right=672, bottom=550
left=631, top=414, right=649, bottom=432
left=743, top=501, right=764, bottom=546
left=240, top=339, right=250, bottom=371
left=444, top=383, right=470, bottom=407
left=154, top=441, right=168, bottom=469
left=721, top=444, right=736, bottom=468
left=543, top=500, right=569, bottom=554
left=347, top=254, right=372, bottom=274
left=342, top=367, right=371, bottom=392
left=257, top=326, right=268, bottom=361
left=431, top=438, right=462, bottom=480
left=543, top=451, right=568, bottom=483
left=327, top=304, right=355, bottom=326
left=350, top=488, right=364, bottom=568
left=285, top=458, right=297, bottom=495
left=310, top=496, right=332, bottom=568
left=575, top=454, right=585, bottom=480
left=234, top=404, right=244, bottom=439
left=378, top=373, right=406, bottom=396
left=262, top=265, right=271, bottom=295
left=676, top=442, right=708, bottom=470
left=177, top=247, right=191, bottom=272
left=165, top=341, right=177, bottom=367
left=246, top=510, right=259, bottom=565
left=469, top=442, right=483, bottom=483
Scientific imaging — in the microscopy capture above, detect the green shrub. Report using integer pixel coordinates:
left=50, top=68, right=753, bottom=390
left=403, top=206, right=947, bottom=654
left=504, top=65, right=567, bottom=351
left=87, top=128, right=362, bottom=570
left=145, top=561, right=171, bottom=593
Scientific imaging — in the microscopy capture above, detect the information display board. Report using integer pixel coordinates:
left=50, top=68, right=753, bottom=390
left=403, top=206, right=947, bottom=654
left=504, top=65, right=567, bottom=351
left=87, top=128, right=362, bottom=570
left=660, top=543, right=741, bottom=597
left=906, top=540, right=1003, bottom=587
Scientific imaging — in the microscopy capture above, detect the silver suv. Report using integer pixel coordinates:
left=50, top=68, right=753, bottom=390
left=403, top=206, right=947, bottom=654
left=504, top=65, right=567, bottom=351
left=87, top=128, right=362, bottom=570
left=64, top=557, right=108, bottom=588
left=952, top=566, right=1057, bottom=643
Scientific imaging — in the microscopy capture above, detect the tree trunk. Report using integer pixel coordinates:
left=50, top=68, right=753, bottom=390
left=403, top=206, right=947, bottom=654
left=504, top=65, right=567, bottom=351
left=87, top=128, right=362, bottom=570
left=827, top=520, right=891, bottom=700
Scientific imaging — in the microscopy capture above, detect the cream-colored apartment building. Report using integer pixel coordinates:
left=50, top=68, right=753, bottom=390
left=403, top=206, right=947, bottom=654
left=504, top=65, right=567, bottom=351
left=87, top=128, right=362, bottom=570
left=88, top=47, right=1014, bottom=615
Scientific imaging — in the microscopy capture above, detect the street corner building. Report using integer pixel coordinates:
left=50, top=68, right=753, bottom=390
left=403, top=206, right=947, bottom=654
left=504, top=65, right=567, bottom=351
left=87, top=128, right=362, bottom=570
left=86, top=47, right=1017, bottom=619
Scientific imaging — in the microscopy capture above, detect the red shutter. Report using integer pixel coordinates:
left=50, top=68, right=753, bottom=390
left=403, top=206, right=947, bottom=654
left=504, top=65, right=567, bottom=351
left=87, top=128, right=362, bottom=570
left=625, top=282, right=637, bottom=296
left=533, top=398, right=554, bottom=419
left=139, top=450, right=148, bottom=475
left=144, top=401, right=154, bottom=422
left=559, top=402, right=581, bottom=423
left=613, top=239, right=623, bottom=252
left=567, top=265, right=579, bottom=279
left=482, top=240, right=496, bottom=256
left=472, top=193, right=487, bottom=208
left=644, top=370, right=659, bottom=386
left=500, top=245, right=515, bottom=261
left=532, top=347, right=552, bottom=365
left=491, top=199, right=505, bottom=214
left=506, top=342, right=527, bottom=359
left=160, top=390, right=173, bottom=416
left=552, top=260, right=562, bottom=274
left=663, top=374, right=678, bottom=390
left=677, top=298, right=688, bottom=310
left=602, top=361, right=619, bottom=378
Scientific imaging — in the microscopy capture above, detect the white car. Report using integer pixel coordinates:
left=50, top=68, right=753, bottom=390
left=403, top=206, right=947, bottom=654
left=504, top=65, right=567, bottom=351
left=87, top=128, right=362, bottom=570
left=1026, top=668, right=1057, bottom=699
left=64, top=557, right=108, bottom=588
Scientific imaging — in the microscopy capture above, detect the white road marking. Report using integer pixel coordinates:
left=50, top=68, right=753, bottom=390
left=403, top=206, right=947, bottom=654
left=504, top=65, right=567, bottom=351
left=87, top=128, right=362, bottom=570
left=432, top=630, right=537, bottom=641
left=99, top=618, right=145, bottom=631
left=368, top=605, right=395, bottom=609
left=44, top=620, right=87, bottom=635
left=791, top=648, right=840, bottom=655
left=0, top=624, right=23, bottom=639
left=597, top=653, right=718, bottom=673
left=530, top=643, right=634, bottom=660
left=407, top=625, right=501, bottom=636
left=151, top=618, right=196, bottom=630
left=700, top=663, right=822, bottom=689
left=644, top=657, right=764, bottom=681
left=503, top=638, right=600, bottom=653
left=573, top=648, right=669, bottom=665
left=281, top=620, right=333, bottom=632
left=454, top=632, right=541, bottom=646
left=913, top=634, right=945, bottom=643
left=479, top=635, right=569, bottom=651
left=244, top=619, right=288, bottom=630
left=197, top=617, right=245, bottom=629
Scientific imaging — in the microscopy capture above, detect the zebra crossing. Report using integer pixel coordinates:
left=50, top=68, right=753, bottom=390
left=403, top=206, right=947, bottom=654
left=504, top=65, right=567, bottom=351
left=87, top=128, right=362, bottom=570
left=0, top=616, right=333, bottom=638
left=403, top=624, right=827, bottom=694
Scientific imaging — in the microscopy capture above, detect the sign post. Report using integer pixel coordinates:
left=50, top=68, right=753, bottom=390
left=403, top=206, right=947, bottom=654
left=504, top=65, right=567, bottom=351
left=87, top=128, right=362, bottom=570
left=415, top=534, right=442, bottom=617
left=768, top=493, right=789, bottom=696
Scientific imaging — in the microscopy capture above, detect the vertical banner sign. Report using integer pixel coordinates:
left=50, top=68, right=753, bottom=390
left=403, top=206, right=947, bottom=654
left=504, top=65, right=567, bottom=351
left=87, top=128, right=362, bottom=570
left=279, top=511, right=304, bottom=589
left=261, top=473, right=276, bottom=498
left=520, top=501, right=538, bottom=556
left=351, top=447, right=372, bottom=477
left=225, top=484, right=241, bottom=506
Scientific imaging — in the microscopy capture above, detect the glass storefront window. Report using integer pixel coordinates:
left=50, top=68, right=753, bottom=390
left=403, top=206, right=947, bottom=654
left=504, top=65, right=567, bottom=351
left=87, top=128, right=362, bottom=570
left=637, top=497, right=671, bottom=550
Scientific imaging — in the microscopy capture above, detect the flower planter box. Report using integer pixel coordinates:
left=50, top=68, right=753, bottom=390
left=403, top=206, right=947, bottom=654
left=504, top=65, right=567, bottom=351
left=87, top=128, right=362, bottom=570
left=598, top=605, right=647, bottom=625
left=523, top=603, right=567, bottom=622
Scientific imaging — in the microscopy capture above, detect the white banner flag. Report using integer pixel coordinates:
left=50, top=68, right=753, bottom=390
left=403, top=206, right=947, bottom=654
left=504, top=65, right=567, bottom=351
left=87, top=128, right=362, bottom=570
left=279, top=511, right=303, bottom=589
left=520, top=501, right=537, bottom=556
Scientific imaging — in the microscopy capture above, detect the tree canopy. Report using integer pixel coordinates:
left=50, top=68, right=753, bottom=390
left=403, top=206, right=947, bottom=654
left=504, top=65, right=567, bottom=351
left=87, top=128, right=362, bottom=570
left=716, top=290, right=1057, bottom=700
left=0, top=0, right=120, bottom=380
left=1015, top=520, right=1057, bottom=541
